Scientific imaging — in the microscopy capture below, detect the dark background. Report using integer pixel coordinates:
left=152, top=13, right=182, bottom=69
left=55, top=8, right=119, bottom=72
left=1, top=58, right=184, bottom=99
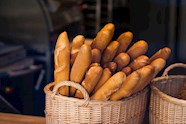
left=0, top=0, right=185, bottom=117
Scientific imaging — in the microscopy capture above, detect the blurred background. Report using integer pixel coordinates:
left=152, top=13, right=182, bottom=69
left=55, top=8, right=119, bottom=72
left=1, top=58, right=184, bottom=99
left=0, top=0, right=185, bottom=117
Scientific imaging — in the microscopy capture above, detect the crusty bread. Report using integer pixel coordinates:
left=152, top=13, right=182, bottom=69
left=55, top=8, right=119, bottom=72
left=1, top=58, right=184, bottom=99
left=70, top=35, right=85, bottom=65
left=149, top=47, right=171, bottom=63
left=92, top=68, right=112, bottom=94
left=91, top=23, right=115, bottom=53
left=127, top=40, right=148, bottom=60
left=75, top=65, right=103, bottom=99
left=110, top=71, right=141, bottom=100
left=91, top=72, right=126, bottom=101
left=70, top=44, right=92, bottom=96
left=128, top=55, right=149, bottom=71
left=54, top=32, right=70, bottom=96
left=91, top=48, right=101, bottom=63
left=103, top=62, right=117, bottom=74
left=116, top=31, right=133, bottom=55
left=121, top=66, right=132, bottom=76
left=113, top=52, right=130, bottom=71
left=101, top=41, right=120, bottom=64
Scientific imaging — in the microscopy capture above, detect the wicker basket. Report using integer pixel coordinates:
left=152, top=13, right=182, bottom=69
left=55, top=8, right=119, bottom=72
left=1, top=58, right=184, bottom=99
left=150, top=63, right=186, bottom=124
left=44, top=80, right=149, bottom=124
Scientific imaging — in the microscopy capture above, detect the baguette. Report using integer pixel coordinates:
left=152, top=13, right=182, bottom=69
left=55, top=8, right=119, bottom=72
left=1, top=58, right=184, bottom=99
left=91, top=72, right=126, bottom=101
left=92, top=68, right=112, bottom=94
left=54, top=32, right=70, bottom=96
left=150, top=58, right=166, bottom=78
left=101, top=41, right=120, bottom=64
left=91, top=23, right=115, bottom=52
left=110, top=71, right=141, bottom=101
left=149, top=47, right=171, bottom=63
left=127, top=40, right=148, bottom=60
left=113, top=52, right=130, bottom=71
left=103, top=62, right=117, bottom=74
left=70, top=35, right=85, bottom=65
left=116, top=31, right=133, bottom=55
left=70, top=44, right=92, bottom=96
left=75, top=65, right=103, bottom=99
left=91, top=48, right=101, bottom=63
left=121, top=66, right=132, bottom=76
left=128, top=55, right=149, bottom=71
left=132, top=65, right=155, bottom=93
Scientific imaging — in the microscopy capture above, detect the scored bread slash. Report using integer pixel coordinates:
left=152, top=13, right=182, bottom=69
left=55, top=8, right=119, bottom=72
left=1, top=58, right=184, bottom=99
left=91, top=23, right=115, bottom=53
left=74, top=65, right=103, bottom=99
left=101, top=41, right=120, bottom=64
left=127, top=40, right=148, bottom=60
left=92, top=68, right=112, bottom=94
left=54, top=31, right=70, bottom=96
left=113, top=52, right=130, bottom=71
left=116, top=31, right=133, bottom=55
left=110, top=71, right=141, bottom=101
left=128, top=55, right=149, bottom=71
left=70, top=35, right=85, bottom=65
left=91, top=72, right=126, bottom=101
left=70, top=44, right=92, bottom=96
left=149, top=47, right=171, bottom=63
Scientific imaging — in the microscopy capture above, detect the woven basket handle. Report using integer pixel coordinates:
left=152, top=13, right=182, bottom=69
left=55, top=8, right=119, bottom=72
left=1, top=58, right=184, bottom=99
left=52, top=81, right=90, bottom=106
left=162, top=63, right=186, bottom=76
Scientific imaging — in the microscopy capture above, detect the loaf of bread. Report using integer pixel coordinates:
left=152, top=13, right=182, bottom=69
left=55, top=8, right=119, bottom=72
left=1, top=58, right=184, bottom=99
left=127, top=40, right=148, bottom=60
left=103, top=62, right=117, bottom=74
left=91, top=23, right=115, bottom=53
left=91, top=72, right=126, bottom=101
left=92, top=68, right=112, bottom=94
left=113, top=52, right=130, bottom=71
left=116, top=31, right=133, bottom=55
left=70, top=35, right=85, bottom=65
left=149, top=47, right=171, bottom=63
left=101, top=41, right=120, bottom=64
left=54, top=32, right=70, bottom=96
left=91, top=48, right=101, bottom=63
left=110, top=71, right=141, bottom=100
left=75, top=65, right=103, bottom=99
left=128, top=55, right=149, bottom=71
left=70, top=44, right=92, bottom=96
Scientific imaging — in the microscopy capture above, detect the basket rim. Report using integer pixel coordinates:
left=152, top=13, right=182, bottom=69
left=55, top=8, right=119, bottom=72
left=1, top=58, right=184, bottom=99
left=151, top=75, right=186, bottom=106
left=44, top=82, right=149, bottom=105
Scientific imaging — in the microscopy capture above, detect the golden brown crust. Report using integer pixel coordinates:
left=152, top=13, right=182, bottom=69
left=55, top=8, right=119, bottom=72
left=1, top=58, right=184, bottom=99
left=91, top=23, right=115, bottom=53
left=91, top=72, right=126, bottom=101
left=103, top=62, right=117, bottom=74
left=128, top=55, right=149, bottom=71
left=75, top=65, right=103, bottom=99
left=91, top=48, right=101, bottom=63
left=54, top=32, right=70, bottom=96
left=116, top=31, right=133, bottom=54
left=121, top=66, right=132, bottom=76
left=110, top=71, right=140, bottom=100
left=92, top=68, right=112, bottom=94
left=113, top=52, right=130, bottom=71
left=70, top=44, right=92, bottom=96
left=70, top=35, right=85, bottom=65
left=127, top=40, right=148, bottom=60
left=101, top=41, right=120, bottom=64
left=149, top=47, right=171, bottom=63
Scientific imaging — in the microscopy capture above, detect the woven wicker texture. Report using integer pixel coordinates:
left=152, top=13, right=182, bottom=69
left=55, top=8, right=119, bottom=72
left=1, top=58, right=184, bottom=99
left=44, top=81, right=149, bottom=124
left=150, top=63, right=186, bottom=124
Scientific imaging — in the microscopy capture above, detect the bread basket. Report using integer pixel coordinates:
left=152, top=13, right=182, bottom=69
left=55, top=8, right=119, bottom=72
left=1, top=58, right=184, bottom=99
left=150, top=63, right=186, bottom=124
left=44, top=81, right=149, bottom=124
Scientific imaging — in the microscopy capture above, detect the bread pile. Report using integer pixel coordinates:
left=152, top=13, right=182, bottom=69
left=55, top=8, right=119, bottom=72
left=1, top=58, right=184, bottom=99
left=53, top=23, right=171, bottom=101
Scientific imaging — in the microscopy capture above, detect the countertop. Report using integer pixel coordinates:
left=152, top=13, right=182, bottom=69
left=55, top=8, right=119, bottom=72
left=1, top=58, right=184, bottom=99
left=0, top=112, right=45, bottom=124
